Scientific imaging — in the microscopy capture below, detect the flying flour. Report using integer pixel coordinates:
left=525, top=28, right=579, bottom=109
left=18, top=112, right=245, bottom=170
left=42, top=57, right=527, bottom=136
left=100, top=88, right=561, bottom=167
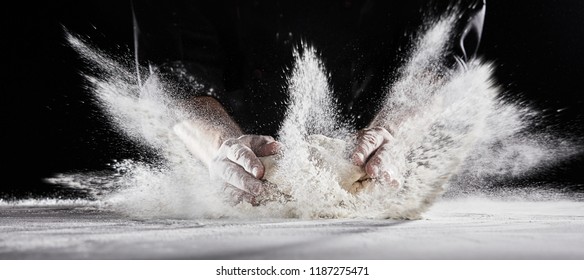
left=259, top=135, right=369, bottom=197
left=49, top=11, right=578, bottom=219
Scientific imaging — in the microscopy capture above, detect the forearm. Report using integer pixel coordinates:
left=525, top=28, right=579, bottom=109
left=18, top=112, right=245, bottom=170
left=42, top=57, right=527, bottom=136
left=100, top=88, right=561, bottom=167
left=173, top=96, right=243, bottom=166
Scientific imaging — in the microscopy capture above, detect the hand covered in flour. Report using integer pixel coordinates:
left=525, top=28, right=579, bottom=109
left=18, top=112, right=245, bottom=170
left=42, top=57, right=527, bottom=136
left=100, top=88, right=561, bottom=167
left=210, top=135, right=281, bottom=204
left=351, top=127, right=401, bottom=188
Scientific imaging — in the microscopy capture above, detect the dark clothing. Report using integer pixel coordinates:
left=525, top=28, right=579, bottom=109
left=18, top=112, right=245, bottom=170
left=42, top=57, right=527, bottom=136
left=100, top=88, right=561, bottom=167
left=132, top=0, right=485, bottom=136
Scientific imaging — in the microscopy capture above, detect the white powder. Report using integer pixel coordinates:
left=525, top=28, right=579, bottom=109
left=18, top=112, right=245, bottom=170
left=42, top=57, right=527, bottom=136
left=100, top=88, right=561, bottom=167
left=48, top=12, right=579, bottom=220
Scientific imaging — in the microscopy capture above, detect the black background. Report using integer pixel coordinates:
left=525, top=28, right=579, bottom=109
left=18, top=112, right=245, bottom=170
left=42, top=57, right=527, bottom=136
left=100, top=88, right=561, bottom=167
left=3, top=0, right=584, bottom=198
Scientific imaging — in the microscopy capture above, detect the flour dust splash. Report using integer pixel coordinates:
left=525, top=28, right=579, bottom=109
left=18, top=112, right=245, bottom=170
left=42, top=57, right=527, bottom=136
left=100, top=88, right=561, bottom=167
left=45, top=11, right=579, bottom=219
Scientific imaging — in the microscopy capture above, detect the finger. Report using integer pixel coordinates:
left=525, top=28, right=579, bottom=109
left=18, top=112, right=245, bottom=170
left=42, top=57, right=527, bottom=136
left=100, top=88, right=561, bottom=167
left=223, top=184, right=259, bottom=206
left=364, top=150, right=382, bottom=178
left=250, top=136, right=282, bottom=157
left=256, top=141, right=281, bottom=157
left=364, top=145, right=392, bottom=179
left=219, top=160, right=265, bottom=195
left=226, top=143, right=265, bottom=179
left=352, top=127, right=391, bottom=166
left=365, top=147, right=400, bottom=188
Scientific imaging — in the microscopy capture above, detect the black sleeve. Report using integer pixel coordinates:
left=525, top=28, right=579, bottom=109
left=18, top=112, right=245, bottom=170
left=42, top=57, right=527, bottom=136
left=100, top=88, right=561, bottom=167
left=131, top=0, right=226, bottom=100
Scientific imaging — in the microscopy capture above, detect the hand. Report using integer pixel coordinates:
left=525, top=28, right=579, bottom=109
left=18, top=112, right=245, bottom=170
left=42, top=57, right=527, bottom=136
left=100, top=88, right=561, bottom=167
left=351, top=127, right=400, bottom=188
left=209, top=135, right=281, bottom=204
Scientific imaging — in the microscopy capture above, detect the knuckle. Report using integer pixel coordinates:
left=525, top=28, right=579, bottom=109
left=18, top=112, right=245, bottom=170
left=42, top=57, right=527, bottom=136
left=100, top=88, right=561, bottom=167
left=360, top=133, right=377, bottom=146
left=366, top=126, right=391, bottom=140
left=237, top=135, right=253, bottom=145
left=250, top=134, right=275, bottom=148
left=223, top=138, right=237, bottom=147
left=242, top=178, right=257, bottom=191
left=370, top=156, right=383, bottom=166
left=230, top=145, right=248, bottom=161
left=260, top=135, right=276, bottom=144
left=373, top=126, right=385, bottom=133
left=222, top=167, right=238, bottom=183
left=376, top=145, right=391, bottom=154
left=354, top=145, right=367, bottom=155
